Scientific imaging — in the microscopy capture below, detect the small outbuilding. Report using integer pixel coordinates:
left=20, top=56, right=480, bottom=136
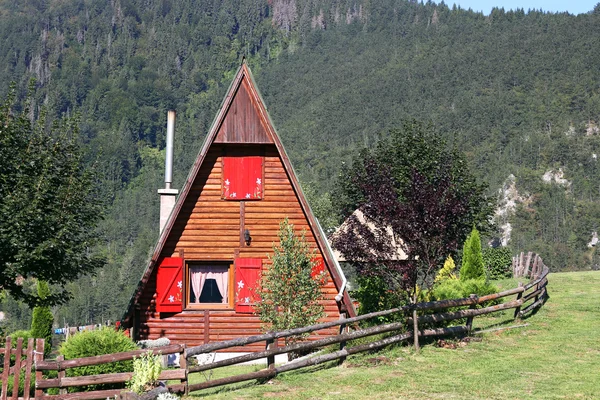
left=122, top=62, right=355, bottom=352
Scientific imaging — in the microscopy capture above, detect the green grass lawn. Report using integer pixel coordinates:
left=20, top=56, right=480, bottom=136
left=184, top=271, right=600, bottom=399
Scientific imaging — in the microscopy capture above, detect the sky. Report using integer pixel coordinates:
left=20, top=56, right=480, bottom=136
left=451, top=1, right=598, bottom=15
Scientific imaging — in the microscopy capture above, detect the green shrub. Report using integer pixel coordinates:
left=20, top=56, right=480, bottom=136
left=351, top=275, right=407, bottom=326
left=460, top=227, right=486, bottom=281
left=9, top=329, right=33, bottom=342
left=31, top=280, right=53, bottom=357
left=431, top=278, right=498, bottom=302
left=483, top=247, right=513, bottom=279
left=59, top=327, right=137, bottom=392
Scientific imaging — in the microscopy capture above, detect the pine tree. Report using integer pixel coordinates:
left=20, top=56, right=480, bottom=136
left=254, top=219, right=325, bottom=344
left=460, top=227, right=486, bottom=281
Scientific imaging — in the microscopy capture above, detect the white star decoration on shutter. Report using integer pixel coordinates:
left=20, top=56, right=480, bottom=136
left=244, top=297, right=250, bottom=303
left=177, top=281, right=182, bottom=288
left=256, top=178, right=261, bottom=184
left=225, top=179, right=230, bottom=185
left=168, top=295, right=175, bottom=303
left=238, top=280, right=244, bottom=289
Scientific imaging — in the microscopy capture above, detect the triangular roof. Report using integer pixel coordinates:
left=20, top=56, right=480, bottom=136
left=123, top=61, right=355, bottom=322
left=331, top=208, right=408, bottom=262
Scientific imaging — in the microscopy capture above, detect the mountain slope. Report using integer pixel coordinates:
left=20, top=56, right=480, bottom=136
left=1, top=0, right=599, bottom=327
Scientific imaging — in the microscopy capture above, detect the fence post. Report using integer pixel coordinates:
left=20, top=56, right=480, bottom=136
left=338, top=311, right=347, bottom=365
left=57, top=355, right=67, bottom=395
left=524, top=252, right=533, bottom=278
left=12, top=337, right=23, bottom=400
left=2, top=336, right=11, bottom=399
left=465, top=294, right=477, bottom=334
left=180, top=345, right=188, bottom=395
left=513, top=282, right=524, bottom=319
left=23, top=338, right=34, bottom=400
left=265, top=339, right=275, bottom=370
left=34, top=339, right=45, bottom=399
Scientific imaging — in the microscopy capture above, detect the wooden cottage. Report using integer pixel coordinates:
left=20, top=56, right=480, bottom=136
left=122, top=62, right=355, bottom=351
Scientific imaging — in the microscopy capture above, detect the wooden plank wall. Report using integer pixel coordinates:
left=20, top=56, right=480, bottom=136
left=214, top=80, right=273, bottom=144
left=137, top=145, right=340, bottom=351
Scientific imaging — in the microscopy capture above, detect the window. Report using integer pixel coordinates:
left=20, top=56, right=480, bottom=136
left=185, top=262, right=234, bottom=310
left=221, top=156, right=264, bottom=200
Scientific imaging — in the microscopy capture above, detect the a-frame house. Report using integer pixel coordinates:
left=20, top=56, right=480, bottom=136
left=122, top=62, right=355, bottom=351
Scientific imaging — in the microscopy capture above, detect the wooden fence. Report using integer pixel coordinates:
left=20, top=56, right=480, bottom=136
left=181, top=260, right=549, bottom=393
left=513, top=251, right=546, bottom=278
left=1, top=256, right=549, bottom=399
left=34, top=345, right=187, bottom=400
left=0, top=337, right=44, bottom=400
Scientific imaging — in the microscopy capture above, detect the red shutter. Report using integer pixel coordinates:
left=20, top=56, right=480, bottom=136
left=156, top=257, right=183, bottom=313
left=234, top=258, right=262, bottom=313
left=311, top=257, right=326, bottom=279
left=222, top=157, right=264, bottom=200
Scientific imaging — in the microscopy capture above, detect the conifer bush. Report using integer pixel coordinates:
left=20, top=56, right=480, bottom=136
left=31, top=280, right=53, bottom=357
left=435, top=256, right=458, bottom=284
left=460, top=227, right=486, bottom=281
left=431, top=233, right=498, bottom=302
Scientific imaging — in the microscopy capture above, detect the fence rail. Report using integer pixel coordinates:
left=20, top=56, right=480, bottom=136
left=1, top=254, right=549, bottom=399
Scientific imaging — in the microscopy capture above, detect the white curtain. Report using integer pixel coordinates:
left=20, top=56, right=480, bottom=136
left=212, top=267, right=228, bottom=303
left=190, top=266, right=228, bottom=304
left=190, top=266, right=207, bottom=304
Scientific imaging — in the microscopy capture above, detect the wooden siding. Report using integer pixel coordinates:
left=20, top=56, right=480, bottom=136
left=137, top=145, right=341, bottom=351
left=214, top=80, right=273, bottom=144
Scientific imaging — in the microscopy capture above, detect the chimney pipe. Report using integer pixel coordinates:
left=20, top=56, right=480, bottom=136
left=158, top=110, right=179, bottom=234
left=165, top=110, right=175, bottom=189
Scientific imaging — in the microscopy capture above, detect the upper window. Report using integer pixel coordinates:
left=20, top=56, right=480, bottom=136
left=185, top=262, right=234, bottom=310
left=221, top=156, right=264, bottom=200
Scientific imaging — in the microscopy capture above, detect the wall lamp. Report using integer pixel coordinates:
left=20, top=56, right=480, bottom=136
left=244, top=229, right=252, bottom=246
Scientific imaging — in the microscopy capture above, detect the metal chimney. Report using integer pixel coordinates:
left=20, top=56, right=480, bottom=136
left=164, top=110, right=175, bottom=189
left=158, top=110, right=179, bottom=233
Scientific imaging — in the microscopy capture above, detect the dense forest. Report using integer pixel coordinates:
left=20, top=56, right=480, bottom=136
left=1, top=0, right=600, bottom=331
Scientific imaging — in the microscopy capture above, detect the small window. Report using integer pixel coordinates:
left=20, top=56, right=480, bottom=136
left=185, top=262, right=234, bottom=310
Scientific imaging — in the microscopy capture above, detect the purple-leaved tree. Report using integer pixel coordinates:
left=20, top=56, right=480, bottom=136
left=332, top=155, right=471, bottom=304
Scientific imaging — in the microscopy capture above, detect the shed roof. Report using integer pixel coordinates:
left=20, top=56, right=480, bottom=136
left=331, top=208, right=408, bottom=262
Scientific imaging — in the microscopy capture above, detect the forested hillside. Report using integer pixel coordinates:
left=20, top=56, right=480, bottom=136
left=1, top=0, right=599, bottom=329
